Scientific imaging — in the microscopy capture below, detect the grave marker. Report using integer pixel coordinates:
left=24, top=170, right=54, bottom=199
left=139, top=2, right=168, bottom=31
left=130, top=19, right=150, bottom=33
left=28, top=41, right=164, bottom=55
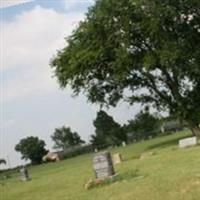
left=93, top=151, right=115, bottom=179
left=20, top=167, right=29, bottom=181
left=122, top=141, right=126, bottom=147
left=179, top=137, right=197, bottom=148
left=112, top=153, right=122, bottom=165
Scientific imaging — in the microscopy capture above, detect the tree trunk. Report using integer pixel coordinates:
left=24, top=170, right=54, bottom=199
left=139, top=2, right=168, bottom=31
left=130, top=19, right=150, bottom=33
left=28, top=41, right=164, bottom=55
left=190, top=125, right=200, bottom=137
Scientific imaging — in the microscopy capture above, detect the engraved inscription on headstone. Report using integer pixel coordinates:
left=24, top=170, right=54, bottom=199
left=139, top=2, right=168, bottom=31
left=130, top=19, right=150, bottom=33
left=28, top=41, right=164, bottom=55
left=179, top=136, right=197, bottom=148
left=93, top=151, right=115, bottom=178
left=20, top=167, right=29, bottom=181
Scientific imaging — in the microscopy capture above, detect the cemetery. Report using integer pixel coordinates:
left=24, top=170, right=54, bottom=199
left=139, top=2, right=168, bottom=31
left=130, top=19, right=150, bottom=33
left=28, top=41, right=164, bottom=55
left=1, top=130, right=200, bottom=200
left=1, top=0, right=200, bottom=199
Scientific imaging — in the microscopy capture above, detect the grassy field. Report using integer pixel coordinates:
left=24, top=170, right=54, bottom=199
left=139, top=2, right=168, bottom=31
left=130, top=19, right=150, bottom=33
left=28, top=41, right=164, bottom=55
left=1, top=130, right=200, bottom=200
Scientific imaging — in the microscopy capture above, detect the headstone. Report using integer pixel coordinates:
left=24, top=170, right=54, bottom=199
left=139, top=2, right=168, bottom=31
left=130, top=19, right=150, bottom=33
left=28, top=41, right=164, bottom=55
left=161, top=126, right=165, bottom=133
left=94, top=148, right=98, bottom=153
left=112, top=153, right=122, bottom=165
left=20, top=167, right=29, bottom=181
left=122, top=141, right=126, bottom=147
left=93, top=151, right=115, bottom=179
left=179, top=136, right=197, bottom=148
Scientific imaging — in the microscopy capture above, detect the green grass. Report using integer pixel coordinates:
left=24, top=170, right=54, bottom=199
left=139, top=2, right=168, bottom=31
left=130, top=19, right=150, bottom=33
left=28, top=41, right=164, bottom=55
left=1, top=130, right=200, bottom=200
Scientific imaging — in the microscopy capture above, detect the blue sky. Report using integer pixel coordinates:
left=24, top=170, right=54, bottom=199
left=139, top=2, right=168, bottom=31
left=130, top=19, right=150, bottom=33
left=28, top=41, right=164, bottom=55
left=0, top=0, right=140, bottom=168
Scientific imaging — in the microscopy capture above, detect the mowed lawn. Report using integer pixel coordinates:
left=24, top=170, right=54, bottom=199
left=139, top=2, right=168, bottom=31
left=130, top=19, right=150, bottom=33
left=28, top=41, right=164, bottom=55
left=1, top=130, right=200, bottom=200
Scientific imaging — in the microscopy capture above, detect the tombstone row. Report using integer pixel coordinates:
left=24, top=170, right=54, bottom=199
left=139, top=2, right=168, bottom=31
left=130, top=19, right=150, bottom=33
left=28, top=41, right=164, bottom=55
left=19, top=137, right=197, bottom=184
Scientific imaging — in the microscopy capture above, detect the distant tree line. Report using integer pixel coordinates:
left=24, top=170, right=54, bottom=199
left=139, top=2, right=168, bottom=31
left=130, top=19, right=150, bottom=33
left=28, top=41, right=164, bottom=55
left=123, top=111, right=161, bottom=142
left=14, top=109, right=183, bottom=165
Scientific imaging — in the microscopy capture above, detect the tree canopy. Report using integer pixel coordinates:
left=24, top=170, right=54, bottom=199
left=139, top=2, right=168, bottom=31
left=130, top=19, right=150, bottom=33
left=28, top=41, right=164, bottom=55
left=51, top=126, right=85, bottom=151
left=51, top=0, right=200, bottom=135
left=15, top=136, right=47, bottom=165
left=90, top=110, right=126, bottom=147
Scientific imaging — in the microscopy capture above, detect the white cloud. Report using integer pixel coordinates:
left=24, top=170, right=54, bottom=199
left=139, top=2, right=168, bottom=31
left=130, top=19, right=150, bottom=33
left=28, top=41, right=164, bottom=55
left=0, top=0, right=34, bottom=9
left=1, top=5, right=85, bottom=102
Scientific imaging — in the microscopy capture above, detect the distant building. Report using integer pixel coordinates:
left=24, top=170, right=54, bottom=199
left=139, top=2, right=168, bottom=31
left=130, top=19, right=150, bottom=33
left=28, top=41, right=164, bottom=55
left=42, top=152, right=60, bottom=162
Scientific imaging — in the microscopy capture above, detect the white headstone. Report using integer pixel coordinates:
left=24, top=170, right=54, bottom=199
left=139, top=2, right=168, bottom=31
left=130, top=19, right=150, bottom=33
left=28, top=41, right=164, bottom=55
left=94, top=148, right=98, bottom=153
left=179, top=137, right=197, bottom=148
left=93, top=151, right=115, bottom=179
left=161, top=126, right=165, bottom=133
left=122, top=141, right=126, bottom=147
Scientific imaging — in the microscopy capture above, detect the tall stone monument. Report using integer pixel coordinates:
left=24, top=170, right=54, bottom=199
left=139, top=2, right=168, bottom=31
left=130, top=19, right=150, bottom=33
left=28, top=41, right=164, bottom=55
left=93, top=151, right=115, bottom=179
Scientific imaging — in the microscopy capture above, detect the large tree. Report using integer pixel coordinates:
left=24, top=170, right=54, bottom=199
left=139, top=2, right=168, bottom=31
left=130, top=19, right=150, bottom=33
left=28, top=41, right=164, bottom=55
left=15, top=136, right=47, bottom=165
left=90, top=110, right=127, bottom=147
left=51, top=126, right=85, bottom=151
left=51, top=0, right=200, bottom=136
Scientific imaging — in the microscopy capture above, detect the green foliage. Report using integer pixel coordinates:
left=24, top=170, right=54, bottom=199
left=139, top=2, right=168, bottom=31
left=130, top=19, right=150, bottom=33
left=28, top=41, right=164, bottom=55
left=15, top=137, right=47, bottom=165
left=90, top=110, right=127, bottom=147
left=51, top=126, right=85, bottom=151
left=51, top=0, right=200, bottom=135
left=124, top=111, right=160, bottom=141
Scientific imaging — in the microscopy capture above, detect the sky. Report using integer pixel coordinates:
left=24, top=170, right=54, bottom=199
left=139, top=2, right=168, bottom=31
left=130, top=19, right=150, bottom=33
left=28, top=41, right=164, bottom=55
left=0, top=0, right=141, bottom=168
